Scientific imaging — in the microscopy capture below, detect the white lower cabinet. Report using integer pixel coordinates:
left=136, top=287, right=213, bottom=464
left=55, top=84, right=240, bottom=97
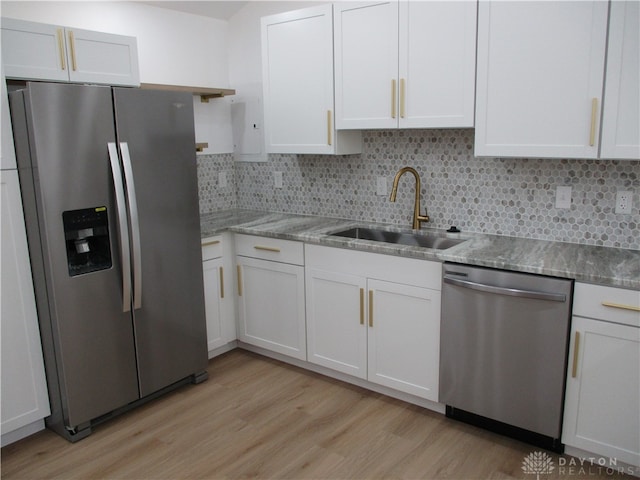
left=235, top=235, right=306, bottom=361
left=563, top=283, right=640, bottom=468
left=202, top=235, right=236, bottom=357
left=1, top=170, right=50, bottom=446
left=305, top=244, right=441, bottom=402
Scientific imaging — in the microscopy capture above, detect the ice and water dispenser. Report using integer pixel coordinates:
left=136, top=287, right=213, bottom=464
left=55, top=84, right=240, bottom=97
left=63, top=207, right=112, bottom=276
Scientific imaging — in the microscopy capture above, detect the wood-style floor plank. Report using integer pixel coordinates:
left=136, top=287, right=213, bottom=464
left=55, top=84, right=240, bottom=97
left=1, top=350, right=630, bottom=479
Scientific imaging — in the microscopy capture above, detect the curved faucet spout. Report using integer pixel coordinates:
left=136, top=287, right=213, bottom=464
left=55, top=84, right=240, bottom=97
left=390, top=167, right=430, bottom=230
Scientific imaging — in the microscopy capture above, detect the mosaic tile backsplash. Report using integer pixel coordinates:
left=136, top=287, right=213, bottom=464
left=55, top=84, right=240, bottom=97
left=198, top=129, right=639, bottom=250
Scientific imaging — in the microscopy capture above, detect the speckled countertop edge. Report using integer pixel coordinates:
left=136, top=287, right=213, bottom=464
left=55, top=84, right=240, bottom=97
left=200, top=209, right=640, bottom=290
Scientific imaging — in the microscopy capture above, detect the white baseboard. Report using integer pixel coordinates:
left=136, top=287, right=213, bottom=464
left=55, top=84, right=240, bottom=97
left=1, top=419, right=45, bottom=447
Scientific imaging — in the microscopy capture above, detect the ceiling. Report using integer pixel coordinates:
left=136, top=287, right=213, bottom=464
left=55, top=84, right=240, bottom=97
left=139, top=1, right=249, bottom=20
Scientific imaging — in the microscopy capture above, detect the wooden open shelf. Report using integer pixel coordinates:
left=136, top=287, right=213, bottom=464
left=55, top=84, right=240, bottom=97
left=140, top=83, right=235, bottom=102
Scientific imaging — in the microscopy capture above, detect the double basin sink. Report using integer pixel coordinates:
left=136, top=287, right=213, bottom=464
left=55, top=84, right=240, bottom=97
left=330, top=227, right=465, bottom=250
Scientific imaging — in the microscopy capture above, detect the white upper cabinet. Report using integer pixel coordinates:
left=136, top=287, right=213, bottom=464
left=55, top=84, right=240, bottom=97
left=1, top=65, right=16, bottom=170
left=475, top=1, right=608, bottom=158
left=398, top=1, right=476, bottom=128
left=1, top=18, right=139, bottom=86
left=261, top=5, right=361, bottom=155
left=334, top=0, right=477, bottom=130
left=600, top=1, right=640, bottom=160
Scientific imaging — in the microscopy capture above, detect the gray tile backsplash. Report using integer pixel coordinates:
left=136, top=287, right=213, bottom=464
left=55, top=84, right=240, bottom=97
left=198, top=129, right=639, bottom=250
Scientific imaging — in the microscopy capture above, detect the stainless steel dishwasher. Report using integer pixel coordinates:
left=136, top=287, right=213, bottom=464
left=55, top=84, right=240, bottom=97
left=439, top=263, right=573, bottom=452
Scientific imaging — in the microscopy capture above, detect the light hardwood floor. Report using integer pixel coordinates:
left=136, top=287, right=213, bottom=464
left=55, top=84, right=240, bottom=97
left=1, top=350, right=630, bottom=479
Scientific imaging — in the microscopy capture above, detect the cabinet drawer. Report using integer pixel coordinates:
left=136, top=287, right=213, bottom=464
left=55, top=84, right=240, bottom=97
left=573, top=283, right=640, bottom=328
left=235, top=234, right=304, bottom=266
left=201, top=236, right=223, bottom=261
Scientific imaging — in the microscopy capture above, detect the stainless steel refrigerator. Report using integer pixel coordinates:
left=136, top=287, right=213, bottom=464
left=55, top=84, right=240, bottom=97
left=10, top=82, right=208, bottom=442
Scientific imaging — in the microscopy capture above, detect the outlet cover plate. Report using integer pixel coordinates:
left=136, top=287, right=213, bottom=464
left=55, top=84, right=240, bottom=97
left=615, top=190, right=633, bottom=214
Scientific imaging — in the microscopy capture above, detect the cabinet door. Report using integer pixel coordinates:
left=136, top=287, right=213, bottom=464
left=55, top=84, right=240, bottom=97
left=1, top=170, right=50, bottom=437
left=237, top=257, right=306, bottom=360
left=367, top=279, right=440, bottom=401
left=334, top=1, right=399, bottom=129
left=398, top=0, right=476, bottom=128
left=475, top=1, right=608, bottom=158
left=262, top=5, right=335, bottom=154
left=306, top=268, right=367, bottom=379
left=600, top=1, right=640, bottom=160
left=65, top=27, right=139, bottom=86
left=203, top=257, right=233, bottom=354
left=1, top=18, right=68, bottom=82
left=563, top=316, right=640, bottom=467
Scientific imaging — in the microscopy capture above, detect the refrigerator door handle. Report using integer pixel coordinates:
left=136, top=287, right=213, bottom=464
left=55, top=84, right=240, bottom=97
left=107, top=142, right=132, bottom=312
left=119, top=142, right=142, bottom=310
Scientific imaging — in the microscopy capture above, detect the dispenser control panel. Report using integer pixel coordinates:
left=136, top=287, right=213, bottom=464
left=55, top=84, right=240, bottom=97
left=62, top=207, right=112, bottom=276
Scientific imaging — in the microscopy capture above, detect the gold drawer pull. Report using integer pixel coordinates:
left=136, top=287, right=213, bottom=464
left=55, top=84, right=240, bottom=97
left=601, top=301, right=640, bottom=312
left=237, top=265, right=243, bottom=297
left=202, top=240, right=220, bottom=247
left=327, top=110, right=332, bottom=146
left=400, top=78, right=406, bottom=119
left=391, top=79, right=397, bottom=119
left=254, top=245, right=281, bottom=253
left=57, top=29, right=66, bottom=70
left=359, top=288, right=365, bottom=325
left=589, top=98, right=598, bottom=146
left=219, top=267, right=224, bottom=299
left=368, top=290, right=374, bottom=327
left=572, top=331, right=580, bottom=378
left=68, top=30, right=77, bottom=71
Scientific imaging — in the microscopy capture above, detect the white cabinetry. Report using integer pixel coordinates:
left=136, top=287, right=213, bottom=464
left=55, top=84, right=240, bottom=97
left=1, top=170, right=50, bottom=446
left=235, top=234, right=306, bottom=360
left=1, top=17, right=139, bottom=86
left=261, top=5, right=360, bottom=154
left=2, top=65, right=16, bottom=170
left=202, top=235, right=236, bottom=357
left=305, top=244, right=441, bottom=401
left=474, top=1, right=608, bottom=158
left=563, top=283, right=640, bottom=467
left=600, top=1, right=640, bottom=160
left=333, top=0, right=476, bottom=130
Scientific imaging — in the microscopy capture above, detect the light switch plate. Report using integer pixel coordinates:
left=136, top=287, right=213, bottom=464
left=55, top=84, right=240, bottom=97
left=555, top=186, right=572, bottom=209
left=376, top=176, right=387, bottom=196
left=274, top=171, right=283, bottom=189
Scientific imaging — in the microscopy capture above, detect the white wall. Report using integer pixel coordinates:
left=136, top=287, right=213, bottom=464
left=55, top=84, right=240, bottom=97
left=1, top=1, right=233, bottom=153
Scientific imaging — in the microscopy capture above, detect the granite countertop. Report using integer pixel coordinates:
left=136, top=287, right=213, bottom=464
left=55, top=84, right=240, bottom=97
left=200, top=209, right=640, bottom=290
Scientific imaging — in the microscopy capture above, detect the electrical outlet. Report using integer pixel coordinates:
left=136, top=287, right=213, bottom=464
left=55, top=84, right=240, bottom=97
left=218, top=171, right=227, bottom=188
left=615, top=190, right=633, bottom=214
left=555, top=186, right=572, bottom=209
left=376, top=176, right=387, bottom=196
left=274, top=171, right=283, bottom=189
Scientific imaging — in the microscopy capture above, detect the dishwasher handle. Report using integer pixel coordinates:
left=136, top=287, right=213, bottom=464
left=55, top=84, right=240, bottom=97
left=443, top=275, right=566, bottom=302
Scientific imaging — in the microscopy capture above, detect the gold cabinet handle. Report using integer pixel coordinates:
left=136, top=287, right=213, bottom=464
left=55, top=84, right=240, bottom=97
left=368, top=290, right=374, bottom=327
left=202, top=240, right=220, bottom=247
left=327, top=110, right=332, bottom=146
left=219, top=267, right=224, bottom=299
left=601, top=301, right=640, bottom=312
left=56, top=29, right=66, bottom=70
left=68, top=30, right=77, bottom=71
left=359, top=288, right=365, bottom=325
left=254, top=245, right=281, bottom=253
left=236, top=265, right=243, bottom=297
left=589, top=98, right=598, bottom=146
left=571, top=331, right=580, bottom=378
left=391, top=79, right=397, bottom=119
left=399, top=78, right=406, bottom=119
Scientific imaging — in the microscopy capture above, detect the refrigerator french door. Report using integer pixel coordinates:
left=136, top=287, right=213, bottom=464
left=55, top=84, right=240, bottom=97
left=10, top=82, right=208, bottom=441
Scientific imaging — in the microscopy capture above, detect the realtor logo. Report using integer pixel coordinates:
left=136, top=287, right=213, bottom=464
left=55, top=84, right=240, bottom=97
left=522, top=451, right=555, bottom=480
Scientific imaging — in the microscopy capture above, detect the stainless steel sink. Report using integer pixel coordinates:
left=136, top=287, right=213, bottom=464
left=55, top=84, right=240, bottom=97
left=330, top=227, right=465, bottom=250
